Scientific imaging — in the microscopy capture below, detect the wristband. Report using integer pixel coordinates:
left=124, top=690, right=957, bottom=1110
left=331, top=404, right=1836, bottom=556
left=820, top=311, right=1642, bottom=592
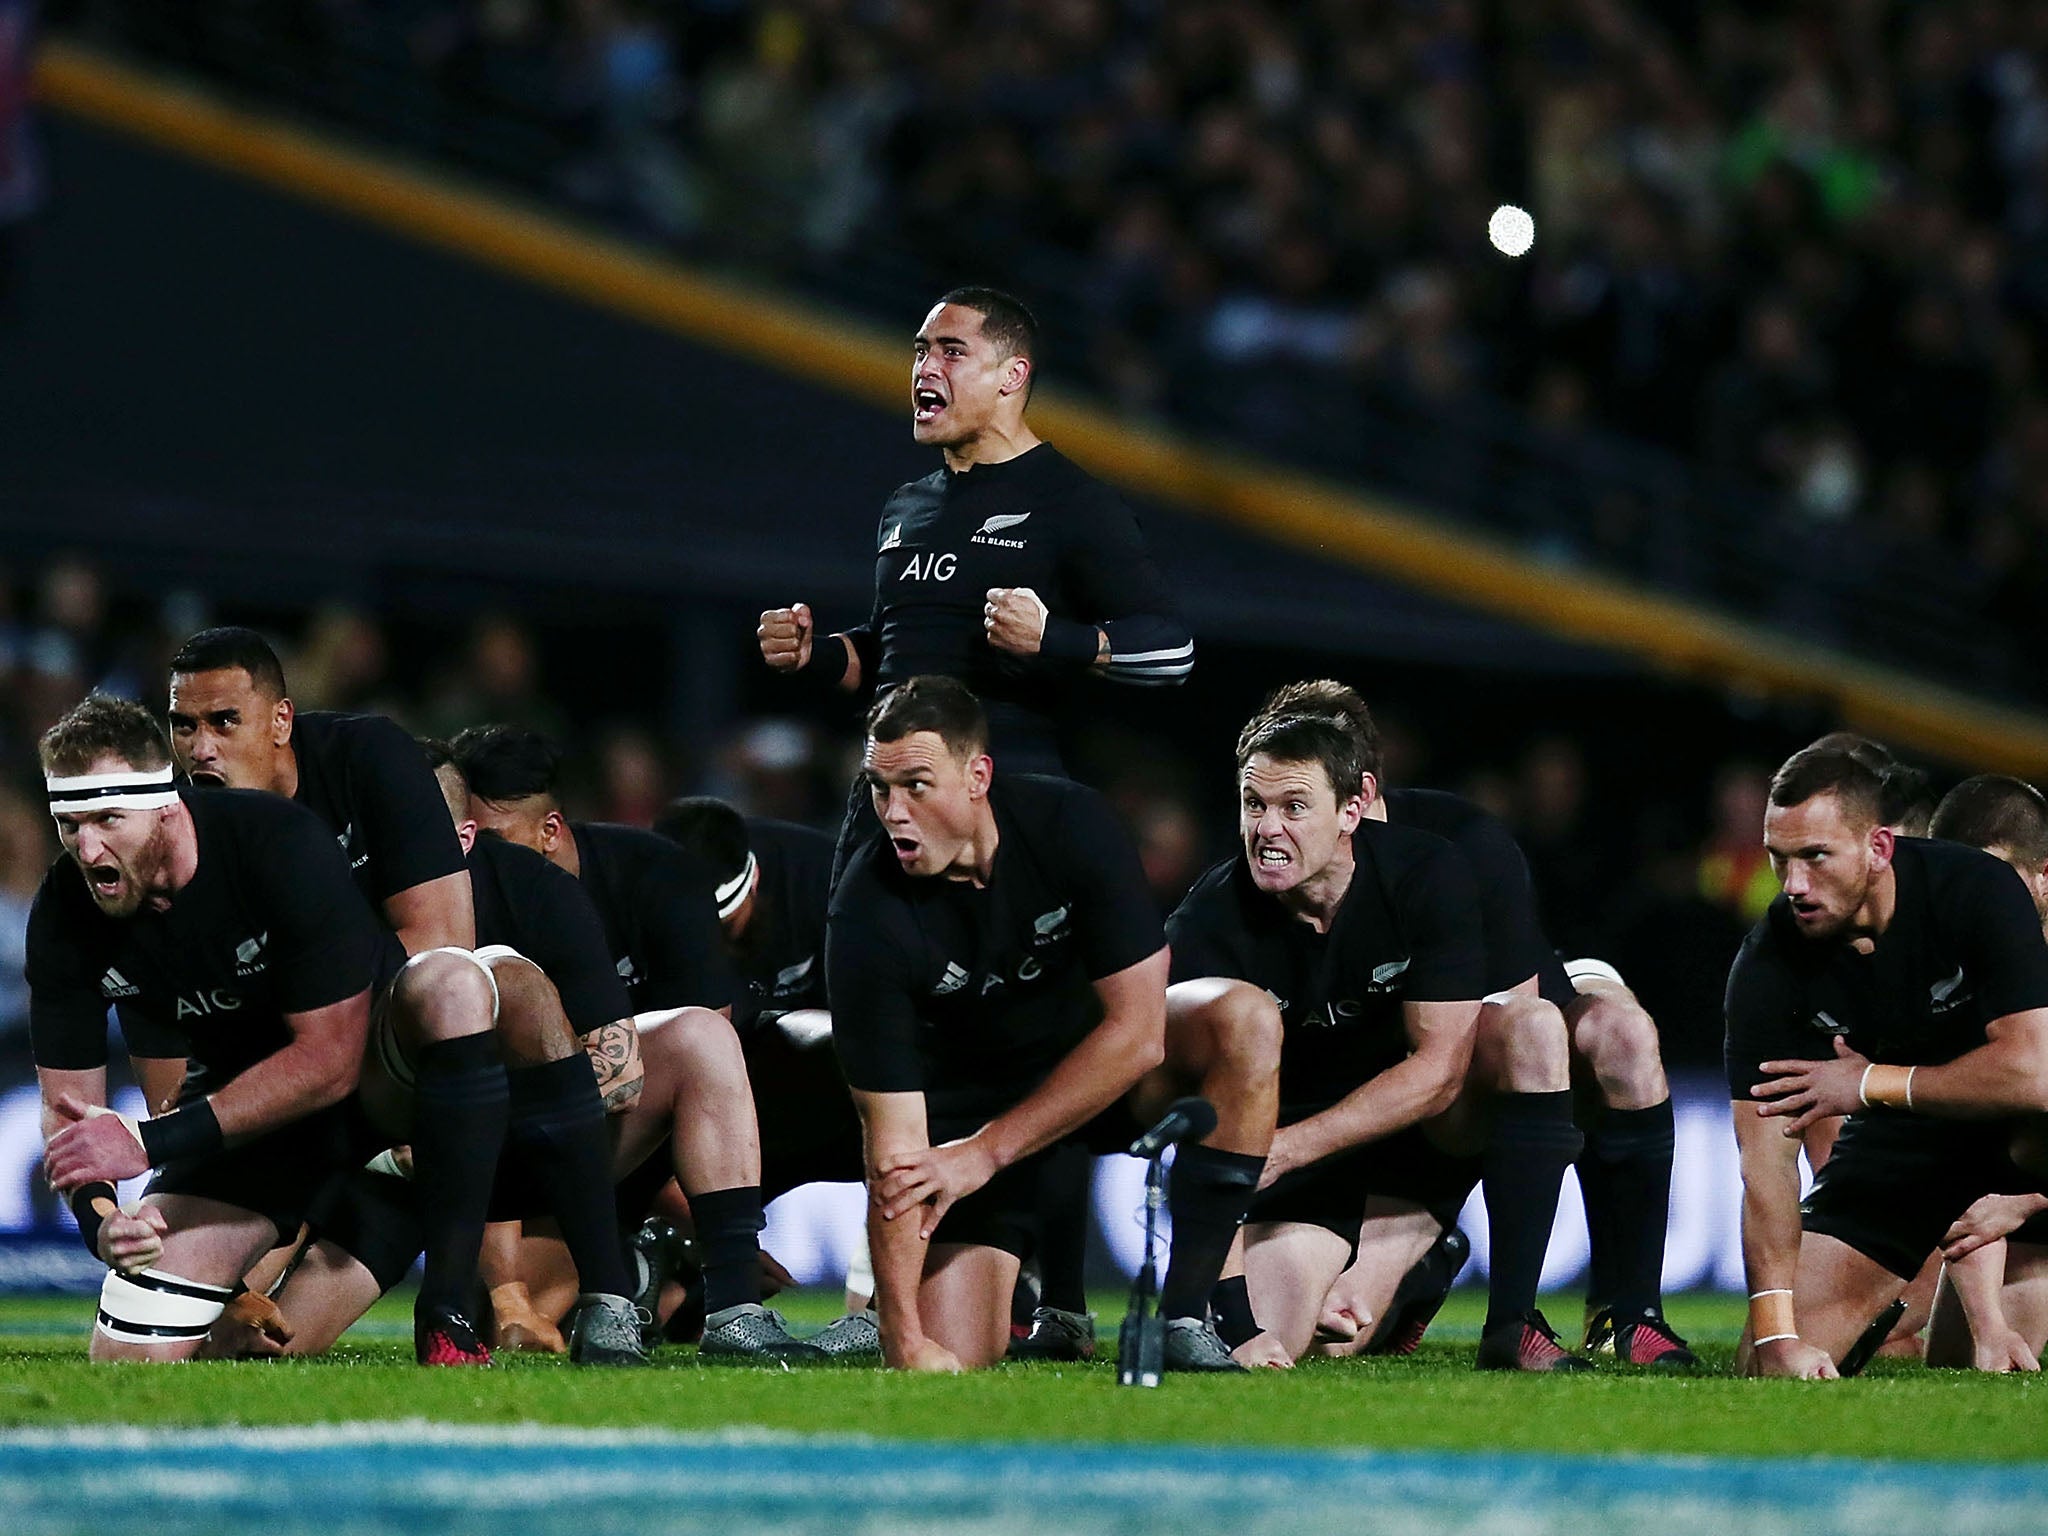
left=1748, top=1288, right=1796, bottom=1342
left=69, top=1182, right=118, bottom=1261
left=137, top=1100, right=224, bottom=1165
left=800, top=634, right=850, bottom=686
left=1037, top=615, right=1102, bottom=664
left=1859, top=1064, right=1914, bottom=1110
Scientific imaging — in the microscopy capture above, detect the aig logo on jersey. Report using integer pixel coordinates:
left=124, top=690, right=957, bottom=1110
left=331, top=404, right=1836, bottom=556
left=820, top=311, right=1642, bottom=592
left=898, top=552, right=959, bottom=582
left=235, top=933, right=269, bottom=978
left=177, top=989, right=244, bottom=1020
left=971, top=512, right=1031, bottom=549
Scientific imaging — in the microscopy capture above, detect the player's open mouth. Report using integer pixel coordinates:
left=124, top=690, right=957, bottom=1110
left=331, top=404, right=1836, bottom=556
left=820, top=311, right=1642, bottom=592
left=87, top=865, right=122, bottom=892
left=892, top=836, right=921, bottom=859
left=1255, top=847, right=1291, bottom=868
left=188, top=769, right=225, bottom=787
left=913, top=389, right=946, bottom=423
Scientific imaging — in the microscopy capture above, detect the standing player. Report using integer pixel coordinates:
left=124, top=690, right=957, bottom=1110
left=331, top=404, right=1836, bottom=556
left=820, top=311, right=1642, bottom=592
left=829, top=678, right=1275, bottom=1372
left=1251, top=681, right=1692, bottom=1365
left=757, top=286, right=1194, bottom=781
left=164, top=626, right=513, bottom=1363
left=29, top=695, right=379, bottom=1361
left=442, top=730, right=819, bottom=1360
left=1167, top=701, right=1589, bottom=1372
left=1727, top=743, right=2048, bottom=1377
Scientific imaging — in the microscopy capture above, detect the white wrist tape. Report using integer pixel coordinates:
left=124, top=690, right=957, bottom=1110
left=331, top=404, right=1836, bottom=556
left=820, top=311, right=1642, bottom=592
left=96, top=1267, right=232, bottom=1344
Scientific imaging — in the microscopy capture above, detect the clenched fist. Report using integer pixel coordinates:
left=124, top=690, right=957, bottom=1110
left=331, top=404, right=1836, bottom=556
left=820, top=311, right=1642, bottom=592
left=759, top=604, right=815, bottom=671
left=983, top=587, right=1049, bottom=656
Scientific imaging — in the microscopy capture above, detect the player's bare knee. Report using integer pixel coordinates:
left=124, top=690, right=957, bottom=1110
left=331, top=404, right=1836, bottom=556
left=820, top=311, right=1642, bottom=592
left=389, top=949, right=496, bottom=1047
left=1173, top=979, right=1281, bottom=1078
left=1491, top=995, right=1569, bottom=1091
left=662, top=1006, right=748, bottom=1085
left=485, top=956, right=577, bottom=1065
left=1570, top=992, right=1667, bottom=1105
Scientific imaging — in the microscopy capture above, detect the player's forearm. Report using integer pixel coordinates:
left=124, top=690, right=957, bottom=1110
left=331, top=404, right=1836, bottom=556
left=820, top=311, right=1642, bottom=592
left=1287, top=1052, right=1461, bottom=1170
left=1947, top=1242, right=2013, bottom=1338
left=866, top=1188, right=931, bottom=1361
left=1904, top=1032, right=2048, bottom=1117
left=38, top=1066, right=107, bottom=1142
left=976, top=1011, right=1163, bottom=1173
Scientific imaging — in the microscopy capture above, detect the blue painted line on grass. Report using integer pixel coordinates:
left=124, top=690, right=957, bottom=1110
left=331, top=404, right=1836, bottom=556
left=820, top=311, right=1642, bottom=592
left=0, top=1425, right=2041, bottom=1536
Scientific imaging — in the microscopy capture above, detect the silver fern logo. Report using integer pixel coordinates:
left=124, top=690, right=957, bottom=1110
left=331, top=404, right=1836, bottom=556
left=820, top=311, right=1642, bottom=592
left=972, top=511, right=1032, bottom=548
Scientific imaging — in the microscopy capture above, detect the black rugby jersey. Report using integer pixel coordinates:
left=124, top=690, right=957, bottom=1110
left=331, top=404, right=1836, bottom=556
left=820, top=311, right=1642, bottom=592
left=731, top=818, right=833, bottom=1029
left=1383, top=788, right=1562, bottom=998
left=1167, top=821, right=1486, bottom=1124
left=1724, top=838, right=2048, bottom=1101
left=827, top=775, right=1164, bottom=1124
left=27, top=788, right=379, bottom=1087
left=469, top=836, right=632, bottom=1037
left=290, top=711, right=467, bottom=931
left=839, top=445, right=1192, bottom=759
left=570, top=822, right=733, bottom=1015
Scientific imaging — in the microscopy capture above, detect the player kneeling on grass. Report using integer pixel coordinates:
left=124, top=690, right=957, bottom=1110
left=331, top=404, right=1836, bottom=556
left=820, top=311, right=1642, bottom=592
left=29, top=695, right=380, bottom=1362
left=831, top=677, right=1277, bottom=1372
left=1728, top=745, right=2048, bottom=1378
left=1165, top=703, right=1588, bottom=1373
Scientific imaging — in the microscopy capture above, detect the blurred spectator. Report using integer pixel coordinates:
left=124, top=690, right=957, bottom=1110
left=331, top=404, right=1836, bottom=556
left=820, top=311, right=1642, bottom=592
left=0, top=0, right=40, bottom=320
left=424, top=615, right=567, bottom=741
left=593, top=723, right=672, bottom=826
left=0, top=786, right=51, bottom=1038
left=291, top=606, right=399, bottom=716
left=1697, top=760, right=1777, bottom=927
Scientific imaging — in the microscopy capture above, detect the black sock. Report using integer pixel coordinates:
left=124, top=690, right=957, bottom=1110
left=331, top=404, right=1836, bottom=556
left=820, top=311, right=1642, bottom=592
left=1209, top=1274, right=1260, bottom=1349
left=1580, top=1099, right=1674, bottom=1319
left=691, top=1185, right=765, bottom=1317
left=1159, top=1144, right=1263, bottom=1322
left=1481, top=1091, right=1583, bottom=1334
left=506, top=1056, right=631, bottom=1298
left=411, top=1032, right=510, bottom=1320
left=1034, top=1140, right=1094, bottom=1313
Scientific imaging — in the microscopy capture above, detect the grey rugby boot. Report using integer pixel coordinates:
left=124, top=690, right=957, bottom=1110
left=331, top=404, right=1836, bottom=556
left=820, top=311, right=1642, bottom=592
left=1163, top=1315, right=1248, bottom=1373
left=810, top=1308, right=882, bottom=1360
left=1009, top=1306, right=1098, bottom=1362
left=699, top=1302, right=829, bottom=1364
left=567, top=1293, right=652, bottom=1366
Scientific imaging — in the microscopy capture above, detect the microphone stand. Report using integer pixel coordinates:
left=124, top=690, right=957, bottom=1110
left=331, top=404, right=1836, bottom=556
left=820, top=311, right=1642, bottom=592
left=1117, top=1151, right=1167, bottom=1387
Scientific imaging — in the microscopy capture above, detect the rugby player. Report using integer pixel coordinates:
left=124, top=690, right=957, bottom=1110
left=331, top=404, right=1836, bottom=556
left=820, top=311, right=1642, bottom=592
left=164, top=626, right=513, bottom=1364
left=1167, top=700, right=1589, bottom=1372
left=1249, top=681, right=1693, bottom=1365
left=30, top=695, right=380, bottom=1361
left=1728, top=744, right=2048, bottom=1378
left=1918, top=775, right=2048, bottom=1370
left=759, top=286, right=1194, bottom=1357
left=441, top=733, right=822, bottom=1361
left=829, top=677, right=1273, bottom=1372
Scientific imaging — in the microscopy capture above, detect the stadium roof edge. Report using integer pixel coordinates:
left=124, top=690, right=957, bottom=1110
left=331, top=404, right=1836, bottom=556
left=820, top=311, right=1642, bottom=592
left=36, top=38, right=2048, bottom=776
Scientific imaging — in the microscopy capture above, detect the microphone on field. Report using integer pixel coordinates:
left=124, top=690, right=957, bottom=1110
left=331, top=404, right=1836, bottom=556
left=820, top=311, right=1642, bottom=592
left=1128, top=1096, right=1218, bottom=1159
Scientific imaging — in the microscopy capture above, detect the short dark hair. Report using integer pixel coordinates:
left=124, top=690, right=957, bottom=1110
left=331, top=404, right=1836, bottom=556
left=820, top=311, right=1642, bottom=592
left=168, top=626, right=289, bottom=699
left=1804, top=732, right=1934, bottom=833
left=1931, top=775, right=2048, bottom=867
left=450, top=724, right=561, bottom=804
left=40, top=693, right=173, bottom=778
left=866, top=676, right=989, bottom=759
left=937, top=285, right=1039, bottom=391
left=1235, top=712, right=1369, bottom=805
left=1245, top=679, right=1384, bottom=782
left=656, top=796, right=751, bottom=885
left=1769, top=743, right=1888, bottom=828
left=415, top=737, right=467, bottom=819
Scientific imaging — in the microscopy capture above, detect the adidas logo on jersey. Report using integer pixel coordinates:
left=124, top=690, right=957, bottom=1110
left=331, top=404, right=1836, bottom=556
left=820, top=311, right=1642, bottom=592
left=1809, top=1009, right=1847, bottom=1036
left=880, top=524, right=902, bottom=551
left=100, top=968, right=140, bottom=999
left=934, top=962, right=969, bottom=996
left=971, top=511, right=1031, bottom=549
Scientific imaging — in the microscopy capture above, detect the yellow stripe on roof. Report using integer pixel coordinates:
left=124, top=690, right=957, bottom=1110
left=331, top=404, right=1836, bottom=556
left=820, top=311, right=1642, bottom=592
left=36, top=38, right=2048, bottom=775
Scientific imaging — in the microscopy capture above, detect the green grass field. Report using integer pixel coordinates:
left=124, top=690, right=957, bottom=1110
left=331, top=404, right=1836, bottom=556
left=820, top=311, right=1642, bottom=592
left=2, top=1288, right=2041, bottom=1462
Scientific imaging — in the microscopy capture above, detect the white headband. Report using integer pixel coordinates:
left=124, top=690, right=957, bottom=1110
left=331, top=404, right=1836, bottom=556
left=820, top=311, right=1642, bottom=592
left=715, top=851, right=758, bottom=920
left=47, top=767, right=180, bottom=816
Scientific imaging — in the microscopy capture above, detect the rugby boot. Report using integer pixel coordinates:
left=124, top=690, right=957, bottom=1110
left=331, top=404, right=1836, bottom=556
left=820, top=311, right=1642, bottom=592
left=416, top=1305, right=492, bottom=1367
left=698, top=1302, right=829, bottom=1364
left=489, top=1281, right=566, bottom=1355
left=810, top=1308, right=882, bottom=1360
left=1365, top=1226, right=1470, bottom=1356
left=567, top=1292, right=653, bottom=1366
left=1162, top=1316, right=1248, bottom=1373
left=1008, top=1305, right=1098, bottom=1362
left=1475, top=1309, right=1592, bottom=1373
left=1598, top=1307, right=1699, bottom=1369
